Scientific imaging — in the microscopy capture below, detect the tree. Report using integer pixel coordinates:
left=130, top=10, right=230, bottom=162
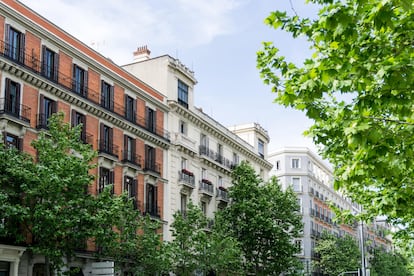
left=222, top=161, right=303, bottom=275
left=370, top=249, right=412, bottom=276
left=257, top=0, right=414, bottom=237
left=168, top=201, right=242, bottom=275
left=0, top=113, right=156, bottom=274
left=315, top=233, right=360, bottom=275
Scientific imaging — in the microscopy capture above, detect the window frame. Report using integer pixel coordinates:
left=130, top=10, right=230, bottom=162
left=72, top=64, right=88, bottom=97
left=42, top=45, right=59, bottom=82
left=101, top=80, right=114, bottom=111
left=177, top=79, right=189, bottom=108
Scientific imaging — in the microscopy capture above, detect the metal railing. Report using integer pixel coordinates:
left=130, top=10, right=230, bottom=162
left=0, top=39, right=170, bottom=140
left=0, top=98, right=31, bottom=123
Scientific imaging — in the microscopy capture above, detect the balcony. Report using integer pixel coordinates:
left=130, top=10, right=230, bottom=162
left=144, top=202, right=160, bottom=218
left=97, top=140, right=119, bottom=158
left=216, top=187, right=229, bottom=203
left=121, top=150, right=142, bottom=168
left=179, top=169, right=195, bottom=190
left=36, top=113, right=50, bottom=129
left=0, top=98, right=31, bottom=123
left=199, top=179, right=214, bottom=198
left=0, top=39, right=170, bottom=141
left=199, top=145, right=236, bottom=170
left=144, top=161, right=161, bottom=175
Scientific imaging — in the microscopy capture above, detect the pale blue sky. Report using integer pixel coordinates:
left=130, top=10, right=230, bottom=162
left=20, top=0, right=320, bottom=153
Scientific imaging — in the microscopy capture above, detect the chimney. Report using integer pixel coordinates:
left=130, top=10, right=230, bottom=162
left=133, top=45, right=151, bottom=62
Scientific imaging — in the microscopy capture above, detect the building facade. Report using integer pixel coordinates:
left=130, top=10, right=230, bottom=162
left=268, top=147, right=392, bottom=275
left=0, top=1, right=169, bottom=274
left=123, top=51, right=273, bottom=240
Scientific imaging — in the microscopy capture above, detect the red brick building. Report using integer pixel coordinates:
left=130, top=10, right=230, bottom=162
left=0, top=1, right=169, bottom=274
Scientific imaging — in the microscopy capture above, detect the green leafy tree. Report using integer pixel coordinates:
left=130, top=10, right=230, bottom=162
left=0, top=113, right=165, bottom=275
left=168, top=201, right=242, bottom=275
left=222, top=161, right=303, bottom=275
left=257, top=0, right=414, bottom=236
left=168, top=201, right=210, bottom=275
left=315, top=233, right=360, bottom=275
left=19, top=113, right=98, bottom=273
left=370, top=249, right=412, bottom=276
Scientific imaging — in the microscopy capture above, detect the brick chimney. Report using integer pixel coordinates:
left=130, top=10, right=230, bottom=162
left=133, top=45, right=151, bottom=62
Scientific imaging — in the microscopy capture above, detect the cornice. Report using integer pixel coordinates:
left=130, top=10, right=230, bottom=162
left=169, top=101, right=273, bottom=171
left=0, top=58, right=170, bottom=149
left=0, top=1, right=169, bottom=113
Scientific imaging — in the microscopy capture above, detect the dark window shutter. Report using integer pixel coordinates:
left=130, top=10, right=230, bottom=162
left=19, top=32, right=25, bottom=64
left=108, top=127, right=113, bottom=148
left=109, top=170, right=114, bottom=194
left=71, top=109, right=76, bottom=127
left=100, top=80, right=105, bottom=106
left=131, top=138, right=136, bottom=155
left=154, top=185, right=158, bottom=214
left=83, top=69, right=88, bottom=96
left=5, top=78, right=11, bottom=99
left=41, top=45, right=47, bottom=76
left=124, top=95, right=128, bottom=117
left=53, top=51, right=59, bottom=82
left=72, top=65, right=76, bottom=91
left=5, top=24, right=10, bottom=44
left=39, top=94, right=45, bottom=115
left=98, top=167, right=104, bottom=193
left=132, top=179, right=137, bottom=198
left=153, top=109, right=157, bottom=133
left=17, top=137, right=23, bottom=151
left=110, top=85, right=114, bottom=110
left=99, top=123, right=104, bottom=148
left=52, top=100, right=57, bottom=114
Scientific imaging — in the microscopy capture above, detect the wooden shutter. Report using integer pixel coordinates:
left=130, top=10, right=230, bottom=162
left=154, top=185, right=158, bottom=215
left=100, top=80, right=105, bottom=105
left=53, top=51, right=59, bottom=82
left=39, top=94, right=45, bottom=115
left=41, top=45, right=47, bottom=76
left=131, top=179, right=137, bottom=198
left=4, top=24, right=10, bottom=44
left=71, top=109, right=76, bottom=127
left=109, top=170, right=114, bottom=195
left=110, top=85, right=114, bottom=111
left=98, top=167, right=104, bottom=193
left=19, top=32, right=25, bottom=64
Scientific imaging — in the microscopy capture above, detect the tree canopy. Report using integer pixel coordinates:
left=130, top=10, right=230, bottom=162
left=222, top=161, right=303, bottom=275
left=257, top=0, right=414, bottom=237
left=315, top=233, right=360, bottom=275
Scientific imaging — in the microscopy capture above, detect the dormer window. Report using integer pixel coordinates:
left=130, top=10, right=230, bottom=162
left=178, top=79, right=188, bottom=108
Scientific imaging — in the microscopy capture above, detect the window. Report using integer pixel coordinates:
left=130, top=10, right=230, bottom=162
left=180, top=194, right=187, bottom=215
left=125, top=95, right=136, bottom=123
left=201, top=168, right=207, bottom=180
left=296, top=198, right=302, bottom=213
left=144, top=145, right=156, bottom=172
left=101, top=80, right=114, bottom=111
left=292, top=177, right=301, bottom=192
left=258, top=139, right=264, bottom=158
left=181, top=158, right=187, bottom=170
left=201, top=201, right=207, bottom=216
left=216, top=144, right=223, bottom=163
left=99, top=123, right=114, bottom=155
left=42, top=46, right=59, bottom=82
left=123, top=135, right=136, bottom=164
left=218, top=176, right=223, bottom=187
left=124, top=176, right=137, bottom=209
left=275, top=160, right=280, bottom=170
left=232, top=152, right=239, bottom=167
left=291, top=158, right=300, bottom=168
left=146, top=183, right=158, bottom=217
left=295, top=239, right=304, bottom=255
left=177, top=79, right=189, bottom=108
left=5, top=25, right=25, bottom=63
left=72, top=65, right=88, bottom=97
left=71, top=110, right=86, bottom=143
left=4, top=78, right=20, bottom=117
left=179, top=120, right=187, bottom=135
left=4, top=132, right=22, bottom=150
left=38, top=95, right=57, bottom=129
left=200, top=134, right=209, bottom=155
left=98, top=167, right=114, bottom=194
left=145, top=106, right=156, bottom=133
